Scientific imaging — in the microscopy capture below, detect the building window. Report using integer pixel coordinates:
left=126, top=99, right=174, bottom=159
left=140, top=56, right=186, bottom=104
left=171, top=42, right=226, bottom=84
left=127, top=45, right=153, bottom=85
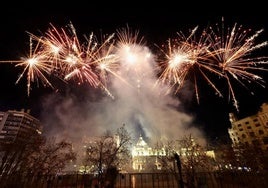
left=252, top=139, right=260, bottom=146
left=249, top=132, right=255, bottom=137
left=255, top=123, right=261, bottom=127
left=245, top=122, right=249, bottom=124
left=263, top=137, right=268, bottom=145
left=259, top=130, right=264, bottom=135
left=242, top=134, right=246, bottom=138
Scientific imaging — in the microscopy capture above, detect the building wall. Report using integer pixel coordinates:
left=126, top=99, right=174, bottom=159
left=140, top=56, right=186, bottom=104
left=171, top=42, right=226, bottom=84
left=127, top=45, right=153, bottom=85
left=0, top=109, right=42, bottom=144
left=132, top=135, right=166, bottom=171
left=228, top=103, right=268, bottom=151
left=131, top=135, right=215, bottom=172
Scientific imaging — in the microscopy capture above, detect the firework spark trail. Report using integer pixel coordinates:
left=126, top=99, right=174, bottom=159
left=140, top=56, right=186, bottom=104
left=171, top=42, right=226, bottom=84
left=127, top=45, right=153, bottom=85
left=114, top=26, right=154, bottom=90
left=39, top=23, right=101, bottom=87
left=207, top=21, right=268, bottom=110
left=27, top=23, right=120, bottom=97
left=154, top=20, right=268, bottom=110
left=92, top=33, right=119, bottom=86
left=5, top=36, right=56, bottom=96
left=0, top=23, right=122, bottom=97
left=1, top=21, right=268, bottom=111
left=155, top=26, right=223, bottom=104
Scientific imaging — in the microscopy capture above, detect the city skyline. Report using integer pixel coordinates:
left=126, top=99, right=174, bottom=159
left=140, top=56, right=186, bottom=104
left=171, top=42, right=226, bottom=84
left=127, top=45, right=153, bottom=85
left=0, top=4, right=268, bottom=144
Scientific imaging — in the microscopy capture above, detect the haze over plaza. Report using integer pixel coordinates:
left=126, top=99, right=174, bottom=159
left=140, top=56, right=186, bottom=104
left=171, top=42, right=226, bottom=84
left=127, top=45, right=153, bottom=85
left=1, top=3, right=268, bottom=145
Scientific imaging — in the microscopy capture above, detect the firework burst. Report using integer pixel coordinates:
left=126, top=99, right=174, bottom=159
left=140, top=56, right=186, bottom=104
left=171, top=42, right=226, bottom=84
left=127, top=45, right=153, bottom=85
left=155, top=26, right=221, bottom=104
left=1, top=22, right=120, bottom=97
left=155, top=20, right=268, bottom=110
left=114, top=26, right=154, bottom=90
left=207, top=20, right=268, bottom=110
left=0, top=36, right=56, bottom=96
left=1, top=20, right=268, bottom=111
left=31, top=22, right=102, bottom=87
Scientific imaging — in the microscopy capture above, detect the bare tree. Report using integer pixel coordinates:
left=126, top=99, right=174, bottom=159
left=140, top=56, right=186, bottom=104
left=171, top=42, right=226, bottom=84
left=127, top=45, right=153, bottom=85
left=213, top=142, right=238, bottom=171
left=177, top=134, right=215, bottom=187
left=0, top=135, right=76, bottom=187
left=83, top=124, right=132, bottom=188
left=25, top=137, right=77, bottom=176
left=232, top=142, right=267, bottom=172
left=154, top=140, right=178, bottom=173
left=0, top=133, right=43, bottom=183
left=154, top=134, right=216, bottom=188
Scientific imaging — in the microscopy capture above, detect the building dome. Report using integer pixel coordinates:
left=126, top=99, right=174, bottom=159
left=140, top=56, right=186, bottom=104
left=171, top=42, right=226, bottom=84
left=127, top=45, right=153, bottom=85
left=136, top=135, right=147, bottom=147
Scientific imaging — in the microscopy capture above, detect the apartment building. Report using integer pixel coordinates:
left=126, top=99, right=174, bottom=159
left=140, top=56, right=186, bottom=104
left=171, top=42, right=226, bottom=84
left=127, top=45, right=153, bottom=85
left=0, top=109, right=42, bottom=144
left=228, top=103, right=268, bottom=151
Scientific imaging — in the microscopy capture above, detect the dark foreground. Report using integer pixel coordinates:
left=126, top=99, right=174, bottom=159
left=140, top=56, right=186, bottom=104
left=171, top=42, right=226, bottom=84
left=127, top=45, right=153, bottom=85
left=1, top=171, right=268, bottom=188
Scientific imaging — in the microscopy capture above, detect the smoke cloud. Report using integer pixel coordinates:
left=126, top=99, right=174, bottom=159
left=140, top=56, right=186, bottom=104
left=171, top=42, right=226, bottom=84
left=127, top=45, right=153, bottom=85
left=40, top=42, right=207, bottom=150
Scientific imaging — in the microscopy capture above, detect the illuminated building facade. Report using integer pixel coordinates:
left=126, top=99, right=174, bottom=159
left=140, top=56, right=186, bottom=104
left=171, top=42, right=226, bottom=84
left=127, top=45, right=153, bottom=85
left=132, top=135, right=165, bottom=171
left=228, top=102, right=268, bottom=151
left=131, top=135, right=215, bottom=172
left=0, top=109, right=42, bottom=144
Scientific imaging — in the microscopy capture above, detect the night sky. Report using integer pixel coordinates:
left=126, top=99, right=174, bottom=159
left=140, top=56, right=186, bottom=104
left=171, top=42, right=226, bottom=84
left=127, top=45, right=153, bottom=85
left=0, top=2, right=268, bottom=144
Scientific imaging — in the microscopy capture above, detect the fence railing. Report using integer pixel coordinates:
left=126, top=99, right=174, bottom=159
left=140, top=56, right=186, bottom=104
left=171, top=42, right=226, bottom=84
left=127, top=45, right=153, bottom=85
left=1, top=171, right=268, bottom=188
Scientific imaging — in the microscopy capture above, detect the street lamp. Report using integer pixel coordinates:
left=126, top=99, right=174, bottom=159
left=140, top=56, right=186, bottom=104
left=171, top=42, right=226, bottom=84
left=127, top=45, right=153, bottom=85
left=174, top=153, right=184, bottom=188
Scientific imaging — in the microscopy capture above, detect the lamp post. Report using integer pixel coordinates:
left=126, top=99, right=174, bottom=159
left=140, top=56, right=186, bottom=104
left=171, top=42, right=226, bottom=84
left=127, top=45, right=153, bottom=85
left=174, top=153, right=184, bottom=188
